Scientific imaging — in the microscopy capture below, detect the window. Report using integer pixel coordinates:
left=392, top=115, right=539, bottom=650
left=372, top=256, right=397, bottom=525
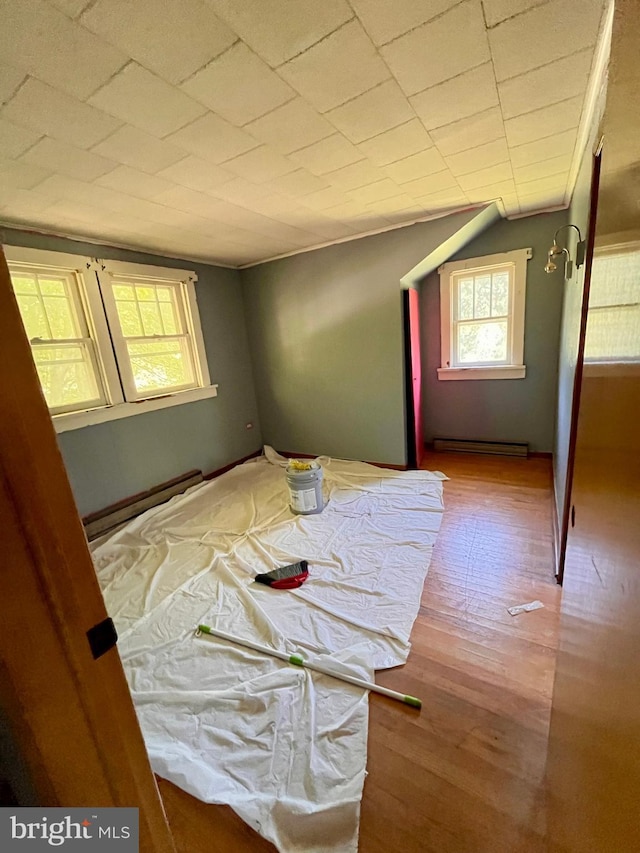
left=9, top=260, right=106, bottom=414
left=438, top=248, right=531, bottom=380
left=6, top=247, right=216, bottom=432
left=584, top=245, right=640, bottom=362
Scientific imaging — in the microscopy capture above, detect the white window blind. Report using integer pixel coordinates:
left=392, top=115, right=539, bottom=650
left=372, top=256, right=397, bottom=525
left=585, top=246, right=640, bottom=361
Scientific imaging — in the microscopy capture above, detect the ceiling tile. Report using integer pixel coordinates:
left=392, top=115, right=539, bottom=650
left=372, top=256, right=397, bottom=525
left=0, top=158, right=51, bottom=190
left=95, top=165, right=175, bottom=200
left=215, top=203, right=318, bottom=246
left=204, top=0, right=353, bottom=67
left=265, top=169, right=330, bottom=197
left=488, top=0, right=604, bottom=82
left=516, top=173, right=569, bottom=197
left=89, top=63, right=207, bottom=137
left=464, top=178, right=517, bottom=203
left=512, top=153, right=572, bottom=183
left=278, top=21, right=390, bottom=112
left=210, top=178, right=274, bottom=204
left=518, top=186, right=566, bottom=206
left=1, top=77, right=122, bottom=149
left=1, top=0, right=127, bottom=100
left=0, top=187, right=55, bottom=219
left=324, top=160, right=382, bottom=191
left=322, top=202, right=390, bottom=228
left=325, top=80, right=415, bottom=143
left=238, top=194, right=309, bottom=223
left=501, top=196, right=521, bottom=215
left=510, top=128, right=577, bottom=168
left=48, top=0, right=92, bottom=17
left=399, top=169, right=460, bottom=198
left=445, top=137, right=509, bottom=175
left=384, top=148, right=447, bottom=183
left=381, top=1, right=490, bottom=96
left=348, top=178, right=407, bottom=204
left=498, top=51, right=593, bottom=118
left=411, top=63, right=499, bottom=129
left=0, top=63, right=26, bottom=104
left=92, top=125, right=186, bottom=173
left=0, top=117, right=41, bottom=158
left=182, top=43, right=296, bottom=126
left=366, top=193, right=426, bottom=215
left=457, top=161, right=513, bottom=191
left=20, top=137, right=116, bottom=182
left=165, top=112, right=259, bottom=164
left=481, top=0, right=547, bottom=28
left=35, top=173, right=137, bottom=213
left=156, top=156, right=234, bottom=194
left=350, top=0, right=462, bottom=46
left=290, top=134, right=364, bottom=175
left=415, top=187, right=470, bottom=209
left=358, top=119, right=433, bottom=166
left=430, top=107, right=504, bottom=156
left=221, top=145, right=297, bottom=182
left=80, top=0, right=236, bottom=84
left=244, top=98, right=334, bottom=154
left=151, top=185, right=224, bottom=218
left=505, top=96, right=584, bottom=147
left=40, top=198, right=115, bottom=228
left=300, top=186, right=352, bottom=210
left=304, top=217, right=359, bottom=240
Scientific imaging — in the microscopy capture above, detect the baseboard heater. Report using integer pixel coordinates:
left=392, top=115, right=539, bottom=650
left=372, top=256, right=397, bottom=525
left=433, top=438, right=529, bottom=457
left=83, top=469, right=203, bottom=541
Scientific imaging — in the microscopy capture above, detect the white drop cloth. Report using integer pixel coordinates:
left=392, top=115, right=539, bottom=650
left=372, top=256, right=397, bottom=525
left=91, top=449, right=445, bottom=852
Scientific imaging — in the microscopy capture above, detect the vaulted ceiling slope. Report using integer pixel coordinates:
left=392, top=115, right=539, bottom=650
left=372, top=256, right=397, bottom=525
left=0, top=0, right=611, bottom=266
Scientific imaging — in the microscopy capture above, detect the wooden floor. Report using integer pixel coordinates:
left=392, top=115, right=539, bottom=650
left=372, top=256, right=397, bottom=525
left=159, top=452, right=562, bottom=853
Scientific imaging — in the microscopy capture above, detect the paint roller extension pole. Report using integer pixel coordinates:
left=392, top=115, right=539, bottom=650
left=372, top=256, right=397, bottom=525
left=196, top=624, right=422, bottom=709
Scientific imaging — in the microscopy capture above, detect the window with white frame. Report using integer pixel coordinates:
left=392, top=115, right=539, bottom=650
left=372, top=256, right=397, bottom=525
left=438, top=248, right=531, bottom=380
left=6, top=247, right=216, bottom=432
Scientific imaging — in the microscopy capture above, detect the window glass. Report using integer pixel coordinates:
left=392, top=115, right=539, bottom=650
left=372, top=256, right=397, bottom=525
left=9, top=265, right=104, bottom=413
left=110, top=278, right=197, bottom=397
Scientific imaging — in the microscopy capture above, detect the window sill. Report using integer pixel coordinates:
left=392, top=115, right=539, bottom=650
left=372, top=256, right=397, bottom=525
left=437, top=365, right=526, bottom=381
left=53, top=385, right=218, bottom=433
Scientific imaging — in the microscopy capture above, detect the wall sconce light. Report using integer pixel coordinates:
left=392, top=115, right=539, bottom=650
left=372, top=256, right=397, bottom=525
left=544, top=224, right=586, bottom=279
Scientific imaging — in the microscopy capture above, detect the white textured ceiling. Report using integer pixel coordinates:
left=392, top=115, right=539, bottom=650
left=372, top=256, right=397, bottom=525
left=0, top=0, right=610, bottom=266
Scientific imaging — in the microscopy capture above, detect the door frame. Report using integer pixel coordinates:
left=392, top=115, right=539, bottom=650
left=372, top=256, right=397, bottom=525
left=0, top=246, right=175, bottom=851
left=402, top=287, right=424, bottom=469
left=557, top=140, right=603, bottom=583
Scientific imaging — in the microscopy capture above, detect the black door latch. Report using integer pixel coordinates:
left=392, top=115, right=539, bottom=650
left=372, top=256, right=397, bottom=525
left=86, top=617, right=118, bottom=660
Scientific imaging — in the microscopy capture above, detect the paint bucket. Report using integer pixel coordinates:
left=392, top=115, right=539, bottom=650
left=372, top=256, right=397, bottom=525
left=286, top=460, right=324, bottom=515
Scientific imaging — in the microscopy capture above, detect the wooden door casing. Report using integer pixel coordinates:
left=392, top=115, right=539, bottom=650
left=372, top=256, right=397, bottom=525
left=0, top=245, right=175, bottom=851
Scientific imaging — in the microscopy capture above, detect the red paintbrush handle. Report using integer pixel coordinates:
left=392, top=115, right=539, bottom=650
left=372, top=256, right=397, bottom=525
left=270, top=576, right=307, bottom=589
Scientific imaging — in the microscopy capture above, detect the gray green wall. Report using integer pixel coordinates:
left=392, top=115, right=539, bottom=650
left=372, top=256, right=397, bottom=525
left=1, top=227, right=262, bottom=516
left=419, top=211, right=568, bottom=452
left=240, top=209, right=487, bottom=466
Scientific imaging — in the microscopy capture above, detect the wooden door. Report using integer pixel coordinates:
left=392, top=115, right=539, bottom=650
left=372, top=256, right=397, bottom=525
left=546, top=2, right=640, bottom=848
left=403, top=288, right=424, bottom=468
left=0, top=246, right=175, bottom=851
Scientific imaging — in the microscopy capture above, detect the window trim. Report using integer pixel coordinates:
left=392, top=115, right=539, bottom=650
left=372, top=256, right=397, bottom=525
left=5, top=246, right=216, bottom=432
left=437, top=248, right=531, bottom=381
